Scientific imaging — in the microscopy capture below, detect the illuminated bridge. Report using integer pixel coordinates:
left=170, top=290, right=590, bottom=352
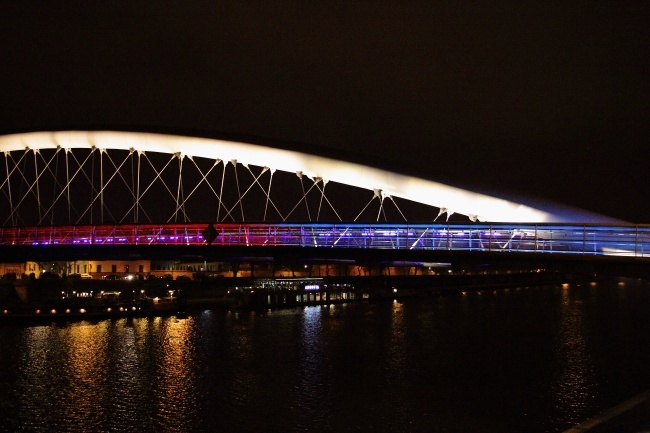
left=0, top=131, right=619, bottom=226
left=1, top=222, right=649, bottom=257
left=1, top=131, right=647, bottom=274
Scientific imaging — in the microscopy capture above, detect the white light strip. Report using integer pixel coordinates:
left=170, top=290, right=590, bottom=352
left=0, top=131, right=620, bottom=223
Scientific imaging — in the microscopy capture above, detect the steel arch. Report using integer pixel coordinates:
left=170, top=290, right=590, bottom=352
left=0, top=131, right=619, bottom=226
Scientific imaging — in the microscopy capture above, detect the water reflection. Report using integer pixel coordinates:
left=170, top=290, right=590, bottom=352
left=552, top=284, right=597, bottom=425
left=228, top=310, right=260, bottom=413
left=62, top=322, right=109, bottom=429
left=2, top=282, right=649, bottom=433
left=295, top=306, right=330, bottom=430
left=8, top=317, right=203, bottom=433
left=15, top=322, right=112, bottom=431
left=16, top=326, right=60, bottom=431
left=388, top=300, right=406, bottom=381
left=385, top=301, right=409, bottom=427
left=155, top=317, right=197, bottom=432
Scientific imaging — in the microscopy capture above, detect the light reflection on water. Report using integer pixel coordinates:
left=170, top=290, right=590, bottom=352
left=1, top=281, right=649, bottom=433
left=294, top=306, right=330, bottom=431
left=155, top=317, right=197, bottom=433
left=552, top=284, right=597, bottom=426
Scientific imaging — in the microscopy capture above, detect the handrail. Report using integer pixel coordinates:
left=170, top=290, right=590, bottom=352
left=1, top=223, right=649, bottom=258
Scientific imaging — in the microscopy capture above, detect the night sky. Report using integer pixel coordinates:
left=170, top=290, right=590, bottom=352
left=1, top=2, right=649, bottom=222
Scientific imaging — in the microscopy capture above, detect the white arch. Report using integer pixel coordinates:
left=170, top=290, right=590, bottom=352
left=0, top=130, right=617, bottom=223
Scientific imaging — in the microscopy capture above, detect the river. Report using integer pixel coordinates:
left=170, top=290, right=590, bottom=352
left=1, top=279, right=649, bottom=432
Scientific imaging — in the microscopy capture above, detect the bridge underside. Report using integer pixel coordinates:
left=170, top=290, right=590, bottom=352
left=2, top=243, right=649, bottom=279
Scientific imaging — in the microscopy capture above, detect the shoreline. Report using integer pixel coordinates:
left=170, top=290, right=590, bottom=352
left=0, top=270, right=607, bottom=323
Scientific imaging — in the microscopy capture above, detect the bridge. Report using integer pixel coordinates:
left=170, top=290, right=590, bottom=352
left=1, top=222, right=649, bottom=280
left=0, top=131, right=618, bottom=226
left=1, top=222, right=648, bottom=257
left=1, top=131, right=647, bottom=277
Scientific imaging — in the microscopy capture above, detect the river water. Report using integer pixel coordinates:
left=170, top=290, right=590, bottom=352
left=1, top=280, right=649, bottom=432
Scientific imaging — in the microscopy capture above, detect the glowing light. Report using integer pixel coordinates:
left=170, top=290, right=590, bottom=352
left=304, top=284, right=319, bottom=291
left=0, top=130, right=619, bottom=222
left=79, top=308, right=86, bottom=313
left=51, top=309, right=56, bottom=314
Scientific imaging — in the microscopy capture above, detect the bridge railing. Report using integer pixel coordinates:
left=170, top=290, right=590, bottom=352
left=1, top=223, right=650, bottom=258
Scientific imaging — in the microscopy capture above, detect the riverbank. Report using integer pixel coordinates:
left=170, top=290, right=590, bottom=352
left=0, top=269, right=610, bottom=321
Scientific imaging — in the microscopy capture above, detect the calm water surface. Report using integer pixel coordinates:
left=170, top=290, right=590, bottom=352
left=1, top=280, right=649, bottom=432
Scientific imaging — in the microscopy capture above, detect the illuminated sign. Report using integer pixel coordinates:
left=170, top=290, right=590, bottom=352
left=304, top=284, right=319, bottom=291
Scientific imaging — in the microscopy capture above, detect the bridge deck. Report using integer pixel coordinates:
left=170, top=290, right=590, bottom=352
left=2, top=223, right=649, bottom=258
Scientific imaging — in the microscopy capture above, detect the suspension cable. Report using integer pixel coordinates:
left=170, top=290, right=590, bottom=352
left=284, top=178, right=319, bottom=221
left=264, top=168, right=272, bottom=221
left=354, top=194, right=378, bottom=222
left=313, top=179, right=342, bottom=222
left=118, top=152, right=177, bottom=223
left=220, top=165, right=268, bottom=222
left=169, top=156, right=221, bottom=221
left=388, top=195, right=408, bottom=222
left=232, top=160, right=245, bottom=222
left=298, top=172, right=312, bottom=221
left=34, top=149, right=41, bottom=223
left=217, top=159, right=226, bottom=222
left=51, top=149, right=59, bottom=226
left=244, top=165, right=285, bottom=221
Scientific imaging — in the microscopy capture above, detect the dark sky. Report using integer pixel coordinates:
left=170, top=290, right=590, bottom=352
left=1, top=2, right=649, bottom=222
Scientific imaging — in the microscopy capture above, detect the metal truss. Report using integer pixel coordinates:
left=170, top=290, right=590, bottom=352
left=1, top=147, right=443, bottom=227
